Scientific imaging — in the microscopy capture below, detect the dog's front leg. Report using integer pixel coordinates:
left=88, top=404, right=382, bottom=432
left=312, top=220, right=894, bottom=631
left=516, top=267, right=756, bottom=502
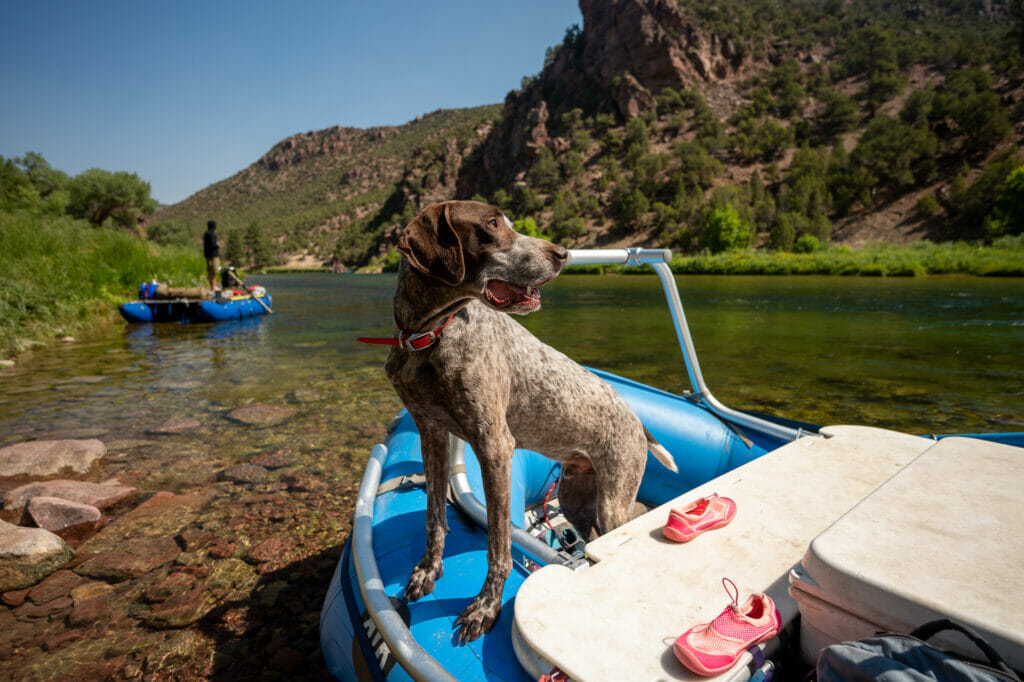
left=404, top=423, right=450, bottom=602
left=453, top=425, right=514, bottom=643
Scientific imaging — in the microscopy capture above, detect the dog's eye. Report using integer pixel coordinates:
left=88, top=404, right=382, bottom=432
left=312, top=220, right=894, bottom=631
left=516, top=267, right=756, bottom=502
left=486, top=218, right=498, bottom=229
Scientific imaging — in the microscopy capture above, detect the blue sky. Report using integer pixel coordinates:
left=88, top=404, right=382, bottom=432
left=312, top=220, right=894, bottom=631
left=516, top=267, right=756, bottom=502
left=0, top=1, right=582, bottom=205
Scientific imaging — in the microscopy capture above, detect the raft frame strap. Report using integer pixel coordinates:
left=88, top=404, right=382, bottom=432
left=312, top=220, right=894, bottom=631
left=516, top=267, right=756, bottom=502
left=375, top=473, right=426, bottom=496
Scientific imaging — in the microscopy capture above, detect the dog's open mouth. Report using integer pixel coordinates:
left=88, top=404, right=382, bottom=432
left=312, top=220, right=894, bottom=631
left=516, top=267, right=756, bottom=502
left=484, top=280, right=542, bottom=308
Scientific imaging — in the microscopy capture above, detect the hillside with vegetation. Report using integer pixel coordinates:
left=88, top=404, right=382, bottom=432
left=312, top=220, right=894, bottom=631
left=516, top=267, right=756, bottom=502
left=153, top=106, right=502, bottom=271
left=149, top=0, right=1024, bottom=271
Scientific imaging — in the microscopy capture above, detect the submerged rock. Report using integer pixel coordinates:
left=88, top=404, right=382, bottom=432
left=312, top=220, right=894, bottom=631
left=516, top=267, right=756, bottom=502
left=225, top=403, right=297, bottom=428
left=74, top=492, right=210, bottom=560
left=250, top=449, right=292, bottom=469
left=35, top=427, right=110, bottom=440
left=0, top=521, right=74, bottom=592
left=246, top=535, right=295, bottom=564
left=69, top=579, right=114, bottom=604
left=286, top=388, right=322, bottom=403
left=147, top=418, right=202, bottom=435
left=217, top=464, right=269, bottom=484
left=144, top=570, right=198, bottom=603
left=27, top=497, right=103, bottom=534
left=281, top=471, right=326, bottom=493
left=67, top=590, right=114, bottom=627
left=67, top=579, right=117, bottom=627
left=143, top=630, right=209, bottom=674
left=3, top=480, right=137, bottom=512
left=0, top=439, right=106, bottom=477
left=27, top=569, right=87, bottom=605
left=74, top=536, right=181, bottom=582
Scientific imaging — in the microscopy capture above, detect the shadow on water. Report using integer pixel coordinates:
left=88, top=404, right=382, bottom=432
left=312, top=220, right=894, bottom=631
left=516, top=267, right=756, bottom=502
left=200, top=546, right=344, bottom=680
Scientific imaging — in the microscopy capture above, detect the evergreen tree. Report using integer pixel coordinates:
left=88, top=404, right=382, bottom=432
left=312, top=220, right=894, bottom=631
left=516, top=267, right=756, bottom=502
left=245, top=221, right=274, bottom=269
left=934, top=68, right=1012, bottom=155
left=225, top=229, right=246, bottom=266
left=528, top=148, right=560, bottom=192
left=818, top=89, right=860, bottom=140
left=852, top=116, right=938, bottom=189
left=944, top=149, right=1022, bottom=240
left=987, top=166, right=1024, bottom=238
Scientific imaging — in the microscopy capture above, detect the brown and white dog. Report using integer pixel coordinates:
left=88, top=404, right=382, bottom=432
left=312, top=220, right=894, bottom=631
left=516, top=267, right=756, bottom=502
left=377, top=200, right=676, bottom=641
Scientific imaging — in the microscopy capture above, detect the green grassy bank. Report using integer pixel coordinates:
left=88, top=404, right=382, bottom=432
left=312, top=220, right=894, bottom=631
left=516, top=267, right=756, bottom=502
left=0, top=211, right=204, bottom=358
left=564, top=237, right=1024, bottom=276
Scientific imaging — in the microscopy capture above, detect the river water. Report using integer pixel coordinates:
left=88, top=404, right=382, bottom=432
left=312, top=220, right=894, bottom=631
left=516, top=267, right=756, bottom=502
left=1, top=272, right=1022, bottom=494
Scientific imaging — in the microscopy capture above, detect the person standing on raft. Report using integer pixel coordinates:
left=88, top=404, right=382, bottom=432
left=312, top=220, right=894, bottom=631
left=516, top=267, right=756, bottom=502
left=203, top=220, right=221, bottom=292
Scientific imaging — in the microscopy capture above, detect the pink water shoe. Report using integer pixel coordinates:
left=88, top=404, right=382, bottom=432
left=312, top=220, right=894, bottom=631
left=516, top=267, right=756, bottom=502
left=662, top=493, right=736, bottom=543
left=673, top=577, right=781, bottom=676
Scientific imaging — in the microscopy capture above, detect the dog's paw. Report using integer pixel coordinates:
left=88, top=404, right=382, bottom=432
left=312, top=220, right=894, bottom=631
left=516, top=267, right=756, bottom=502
left=454, top=595, right=501, bottom=643
left=404, top=564, right=442, bottom=602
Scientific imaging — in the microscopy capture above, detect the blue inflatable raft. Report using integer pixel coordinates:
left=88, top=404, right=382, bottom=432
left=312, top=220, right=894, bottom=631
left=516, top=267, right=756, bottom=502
left=119, top=283, right=272, bottom=324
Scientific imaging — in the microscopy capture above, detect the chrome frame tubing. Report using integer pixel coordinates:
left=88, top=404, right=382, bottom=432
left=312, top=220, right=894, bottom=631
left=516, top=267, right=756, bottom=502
left=567, top=248, right=802, bottom=443
left=447, top=436, right=569, bottom=567
left=351, top=444, right=456, bottom=682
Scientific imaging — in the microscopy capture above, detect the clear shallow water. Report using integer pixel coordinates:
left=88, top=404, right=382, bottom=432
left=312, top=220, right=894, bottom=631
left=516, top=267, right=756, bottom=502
left=1, top=272, right=1021, bottom=491
left=523, top=274, right=1024, bottom=434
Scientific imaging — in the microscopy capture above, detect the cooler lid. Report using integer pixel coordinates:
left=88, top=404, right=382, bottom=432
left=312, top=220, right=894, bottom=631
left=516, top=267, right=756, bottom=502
left=799, top=436, right=1024, bottom=671
left=513, top=425, right=932, bottom=681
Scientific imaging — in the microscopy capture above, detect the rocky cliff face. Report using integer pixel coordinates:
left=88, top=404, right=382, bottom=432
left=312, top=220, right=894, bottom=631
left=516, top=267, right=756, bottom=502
left=578, top=0, right=741, bottom=116
left=459, top=0, right=748, bottom=196
left=259, top=127, right=362, bottom=172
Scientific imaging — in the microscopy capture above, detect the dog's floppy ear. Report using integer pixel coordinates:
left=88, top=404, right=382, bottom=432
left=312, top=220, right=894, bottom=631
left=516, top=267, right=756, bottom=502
left=397, top=203, right=465, bottom=286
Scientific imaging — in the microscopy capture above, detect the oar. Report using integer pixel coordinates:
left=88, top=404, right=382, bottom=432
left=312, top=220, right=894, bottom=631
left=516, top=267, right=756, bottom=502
left=227, top=269, right=273, bottom=314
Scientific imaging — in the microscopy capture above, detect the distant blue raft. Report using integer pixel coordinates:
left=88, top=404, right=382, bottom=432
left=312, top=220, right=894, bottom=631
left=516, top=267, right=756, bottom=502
left=119, top=286, right=273, bottom=323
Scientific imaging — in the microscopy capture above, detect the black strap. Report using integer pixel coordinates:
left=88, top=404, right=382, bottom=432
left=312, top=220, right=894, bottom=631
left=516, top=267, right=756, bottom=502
left=339, top=539, right=387, bottom=682
left=909, top=618, right=1021, bottom=680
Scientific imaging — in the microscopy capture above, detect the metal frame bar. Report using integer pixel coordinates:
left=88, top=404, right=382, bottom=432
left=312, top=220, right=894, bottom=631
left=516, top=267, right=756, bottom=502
left=351, top=444, right=456, bottom=682
left=567, top=248, right=802, bottom=443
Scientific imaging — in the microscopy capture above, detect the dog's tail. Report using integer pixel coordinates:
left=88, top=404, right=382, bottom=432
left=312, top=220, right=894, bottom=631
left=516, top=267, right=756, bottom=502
left=644, top=426, right=678, bottom=473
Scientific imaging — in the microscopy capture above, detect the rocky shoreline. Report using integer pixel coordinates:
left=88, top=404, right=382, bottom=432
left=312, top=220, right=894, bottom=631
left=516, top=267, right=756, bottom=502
left=0, top=405, right=362, bottom=680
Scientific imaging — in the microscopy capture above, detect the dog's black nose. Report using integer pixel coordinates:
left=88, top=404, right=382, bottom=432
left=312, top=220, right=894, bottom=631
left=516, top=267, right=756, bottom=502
left=550, top=244, right=569, bottom=266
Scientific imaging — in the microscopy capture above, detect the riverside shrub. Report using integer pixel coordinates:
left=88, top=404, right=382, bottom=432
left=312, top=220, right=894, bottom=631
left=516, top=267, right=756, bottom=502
left=702, top=205, right=752, bottom=253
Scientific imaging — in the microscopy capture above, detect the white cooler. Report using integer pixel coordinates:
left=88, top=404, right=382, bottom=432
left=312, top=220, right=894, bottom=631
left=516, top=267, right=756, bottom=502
left=788, top=436, right=1024, bottom=672
left=513, top=425, right=934, bottom=681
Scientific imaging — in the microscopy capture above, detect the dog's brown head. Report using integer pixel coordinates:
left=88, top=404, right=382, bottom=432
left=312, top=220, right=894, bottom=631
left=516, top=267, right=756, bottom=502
left=398, top=200, right=568, bottom=314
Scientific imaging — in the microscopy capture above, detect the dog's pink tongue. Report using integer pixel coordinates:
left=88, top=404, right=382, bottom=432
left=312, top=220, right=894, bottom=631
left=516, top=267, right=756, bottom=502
left=487, top=280, right=538, bottom=306
left=489, top=281, right=522, bottom=301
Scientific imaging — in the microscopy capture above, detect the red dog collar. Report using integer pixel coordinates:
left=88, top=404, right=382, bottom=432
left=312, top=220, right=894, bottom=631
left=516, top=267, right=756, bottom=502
left=357, top=313, right=455, bottom=351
